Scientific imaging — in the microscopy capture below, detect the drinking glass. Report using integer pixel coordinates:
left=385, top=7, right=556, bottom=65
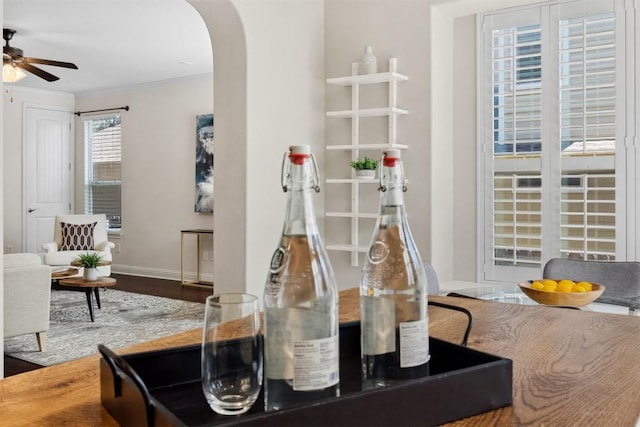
left=201, top=293, right=263, bottom=415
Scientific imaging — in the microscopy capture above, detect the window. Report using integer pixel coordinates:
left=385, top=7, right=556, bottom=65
left=83, top=114, right=122, bottom=233
left=478, top=0, right=635, bottom=282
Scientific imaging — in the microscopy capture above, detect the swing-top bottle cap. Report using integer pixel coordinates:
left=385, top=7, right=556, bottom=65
left=289, top=145, right=311, bottom=155
left=289, top=145, right=311, bottom=165
left=383, top=149, right=401, bottom=159
left=383, top=149, right=401, bottom=167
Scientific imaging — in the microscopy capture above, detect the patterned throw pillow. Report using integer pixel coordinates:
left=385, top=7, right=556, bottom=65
left=59, top=222, right=97, bottom=251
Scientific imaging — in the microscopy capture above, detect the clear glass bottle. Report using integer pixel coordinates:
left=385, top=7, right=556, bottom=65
left=360, top=149, right=430, bottom=389
left=264, top=145, right=340, bottom=411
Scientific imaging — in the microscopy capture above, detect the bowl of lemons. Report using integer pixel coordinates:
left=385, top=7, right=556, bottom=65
left=518, top=279, right=605, bottom=307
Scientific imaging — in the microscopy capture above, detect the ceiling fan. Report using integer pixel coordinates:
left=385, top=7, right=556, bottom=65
left=3, top=28, right=78, bottom=82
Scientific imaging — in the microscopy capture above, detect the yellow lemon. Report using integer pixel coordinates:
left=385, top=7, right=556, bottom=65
left=576, top=281, right=592, bottom=292
left=572, top=285, right=586, bottom=292
left=542, top=283, right=557, bottom=292
left=541, top=279, right=558, bottom=287
left=558, top=279, right=576, bottom=287
left=557, top=281, right=573, bottom=293
left=530, top=281, right=544, bottom=290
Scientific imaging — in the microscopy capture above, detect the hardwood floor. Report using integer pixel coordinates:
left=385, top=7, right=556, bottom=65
left=3, top=274, right=212, bottom=377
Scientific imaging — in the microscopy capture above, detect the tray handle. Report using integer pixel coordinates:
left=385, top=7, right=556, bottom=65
left=98, top=344, right=156, bottom=427
left=428, top=301, right=473, bottom=346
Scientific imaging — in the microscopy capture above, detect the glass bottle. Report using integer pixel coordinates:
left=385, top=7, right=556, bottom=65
left=360, top=149, right=430, bottom=389
left=264, top=145, right=340, bottom=411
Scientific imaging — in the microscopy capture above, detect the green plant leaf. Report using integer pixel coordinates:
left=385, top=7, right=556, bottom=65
left=74, top=252, right=104, bottom=268
left=350, top=156, right=378, bottom=170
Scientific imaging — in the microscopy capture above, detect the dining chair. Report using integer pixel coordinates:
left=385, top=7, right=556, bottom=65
left=543, top=258, right=640, bottom=315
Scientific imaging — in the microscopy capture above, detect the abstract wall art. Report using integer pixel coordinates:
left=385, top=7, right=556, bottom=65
left=195, top=113, right=214, bottom=213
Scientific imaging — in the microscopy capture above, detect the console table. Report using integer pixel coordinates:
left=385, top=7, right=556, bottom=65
left=180, top=229, right=213, bottom=289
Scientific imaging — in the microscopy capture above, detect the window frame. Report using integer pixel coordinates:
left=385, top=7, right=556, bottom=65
left=82, top=112, right=123, bottom=235
left=476, top=0, right=634, bottom=283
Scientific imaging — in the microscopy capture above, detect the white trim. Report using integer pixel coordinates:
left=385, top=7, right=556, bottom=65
left=111, top=263, right=213, bottom=284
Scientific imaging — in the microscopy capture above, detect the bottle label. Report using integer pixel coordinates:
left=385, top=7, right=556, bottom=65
left=293, top=335, right=339, bottom=391
left=266, top=247, right=287, bottom=297
left=399, top=319, right=430, bottom=368
left=361, top=296, right=396, bottom=355
left=265, top=307, right=332, bottom=380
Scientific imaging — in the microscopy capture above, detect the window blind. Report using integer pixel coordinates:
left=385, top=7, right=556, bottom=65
left=84, top=115, right=122, bottom=231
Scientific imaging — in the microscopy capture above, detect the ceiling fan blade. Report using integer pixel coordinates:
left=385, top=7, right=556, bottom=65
left=24, top=57, right=78, bottom=69
left=17, top=63, right=59, bottom=82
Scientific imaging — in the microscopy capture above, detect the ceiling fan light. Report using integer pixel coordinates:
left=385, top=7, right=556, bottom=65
left=3, top=63, right=27, bottom=83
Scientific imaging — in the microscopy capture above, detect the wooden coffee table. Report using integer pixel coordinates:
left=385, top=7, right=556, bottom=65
left=50, top=266, right=80, bottom=280
left=57, top=276, right=117, bottom=322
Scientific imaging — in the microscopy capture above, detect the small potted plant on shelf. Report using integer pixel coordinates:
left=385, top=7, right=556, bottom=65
left=74, top=252, right=103, bottom=281
left=350, top=157, right=378, bottom=179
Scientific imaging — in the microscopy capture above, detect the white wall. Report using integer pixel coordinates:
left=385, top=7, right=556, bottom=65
left=324, top=0, right=435, bottom=287
left=192, top=0, right=325, bottom=299
left=238, top=0, right=325, bottom=300
left=452, top=14, right=478, bottom=282
left=1, top=77, right=215, bottom=283
left=75, top=76, right=215, bottom=281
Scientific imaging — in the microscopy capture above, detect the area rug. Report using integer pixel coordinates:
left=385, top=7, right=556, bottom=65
left=4, top=288, right=205, bottom=366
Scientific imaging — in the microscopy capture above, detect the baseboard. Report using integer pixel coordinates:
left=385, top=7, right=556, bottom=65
left=111, top=263, right=214, bottom=284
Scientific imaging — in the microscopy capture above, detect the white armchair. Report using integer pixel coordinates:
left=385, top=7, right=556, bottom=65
left=42, top=214, right=115, bottom=276
left=4, top=253, right=52, bottom=351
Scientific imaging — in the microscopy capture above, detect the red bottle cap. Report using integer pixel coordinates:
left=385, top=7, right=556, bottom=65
left=382, top=149, right=401, bottom=167
left=289, top=145, right=311, bottom=165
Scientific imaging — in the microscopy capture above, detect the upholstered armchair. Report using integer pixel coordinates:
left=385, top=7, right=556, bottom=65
left=42, top=214, right=115, bottom=276
left=4, top=253, right=52, bottom=351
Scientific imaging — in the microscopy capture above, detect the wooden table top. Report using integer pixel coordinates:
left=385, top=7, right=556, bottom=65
left=1, top=287, right=640, bottom=426
left=58, top=276, right=117, bottom=288
left=50, top=267, right=80, bottom=279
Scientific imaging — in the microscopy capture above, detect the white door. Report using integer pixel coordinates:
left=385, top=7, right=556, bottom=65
left=24, top=107, right=73, bottom=253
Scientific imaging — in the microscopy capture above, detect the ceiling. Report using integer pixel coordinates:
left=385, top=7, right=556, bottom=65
left=3, top=0, right=213, bottom=95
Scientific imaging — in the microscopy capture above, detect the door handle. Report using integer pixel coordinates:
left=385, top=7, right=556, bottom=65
left=27, top=208, right=37, bottom=213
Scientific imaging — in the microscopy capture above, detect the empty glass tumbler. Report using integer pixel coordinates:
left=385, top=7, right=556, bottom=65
left=201, top=293, right=263, bottom=415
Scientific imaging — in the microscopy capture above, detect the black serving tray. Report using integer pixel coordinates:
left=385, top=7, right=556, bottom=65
left=100, top=322, right=512, bottom=426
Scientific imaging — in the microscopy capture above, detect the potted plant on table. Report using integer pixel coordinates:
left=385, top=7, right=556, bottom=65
left=350, top=157, right=378, bottom=179
left=75, top=252, right=103, bottom=281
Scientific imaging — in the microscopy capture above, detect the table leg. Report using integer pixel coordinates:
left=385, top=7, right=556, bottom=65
left=94, top=287, right=102, bottom=309
left=85, top=289, right=96, bottom=322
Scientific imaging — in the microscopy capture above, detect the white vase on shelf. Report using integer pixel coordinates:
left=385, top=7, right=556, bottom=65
left=358, top=46, right=377, bottom=75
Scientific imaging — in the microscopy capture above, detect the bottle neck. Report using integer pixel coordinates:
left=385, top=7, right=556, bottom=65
left=380, top=163, right=405, bottom=208
left=283, top=158, right=319, bottom=236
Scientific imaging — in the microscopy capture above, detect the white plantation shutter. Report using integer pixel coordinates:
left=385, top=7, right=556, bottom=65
left=560, top=173, right=616, bottom=260
left=493, top=173, right=542, bottom=267
left=83, top=114, right=122, bottom=231
left=558, top=8, right=617, bottom=261
left=492, top=24, right=542, bottom=157
left=479, top=0, right=624, bottom=282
